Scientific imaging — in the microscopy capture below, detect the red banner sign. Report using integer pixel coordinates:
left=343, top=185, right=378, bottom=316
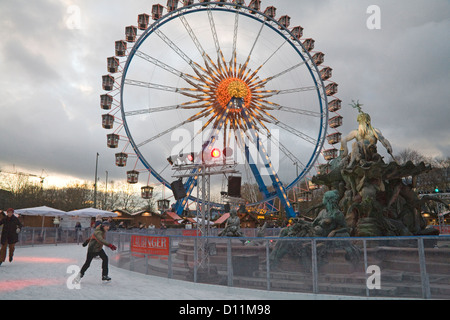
left=130, top=235, right=170, bottom=256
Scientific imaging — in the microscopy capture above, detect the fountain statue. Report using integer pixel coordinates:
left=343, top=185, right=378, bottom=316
left=312, top=101, right=446, bottom=237
left=218, top=209, right=244, bottom=237
left=270, top=101, right=448, bottom=267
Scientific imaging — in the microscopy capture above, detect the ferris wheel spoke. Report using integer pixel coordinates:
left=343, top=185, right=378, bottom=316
left=244, top=40, right=288, bottom=83
left=230, top=8, right=240, bottom=75
left=125, top=105, right=182, bottom=117
left=262, top=131, right=307, bottom=169
left=134, top=50, right=207, bottom=89
left=255, top=100, right=323, bottom=118
left=125, top=79, right=176, bottom=92
left=187, top=106, right=215, bottom=123
left=275, top=86, right=320, bottom=95
left=238, top=19, right=266, bottom=79
left=246, top=108, right=275, bottom=133
left=136, top=120, right=192, bottom=149
left=178, top=14, right=218, bottom=78
left=269, top=118, right=318, bottom=146
left=154, top=29, right=212, bottom=83
left=250, top=60, right=307, bottom=89
left=124, top=103, right=209, bottom=117
left=124, top=79, right=211, bottom=99
left=207, top=9, right=228, bottom=73
left=252, top=85, right=319, bottom=99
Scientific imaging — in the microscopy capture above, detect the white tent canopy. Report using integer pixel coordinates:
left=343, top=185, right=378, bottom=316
left=67, top=207, right=118, bottom=218
left=190, top=217, right=214, bottom=225
left=15, top=206, right=67, bottom=217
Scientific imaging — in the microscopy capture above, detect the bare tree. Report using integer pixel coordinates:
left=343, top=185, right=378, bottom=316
left=394, top=149, right=450, bottom=193
left=395, top=148, right=429, bottom=165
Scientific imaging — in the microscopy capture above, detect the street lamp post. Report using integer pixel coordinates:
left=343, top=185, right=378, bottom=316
left=94, top=153, right=99, bottom=208
left=104, top=170, right=108, bottom=210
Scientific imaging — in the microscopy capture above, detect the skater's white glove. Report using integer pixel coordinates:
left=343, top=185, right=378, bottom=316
left=16, top=228, right=21, bottom=234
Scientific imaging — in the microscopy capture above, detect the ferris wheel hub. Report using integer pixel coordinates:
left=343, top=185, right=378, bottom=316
left=216, top=77, right=252, bottom=108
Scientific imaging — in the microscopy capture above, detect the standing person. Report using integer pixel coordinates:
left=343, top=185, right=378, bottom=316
left=0, top=208, right=23, bottom=266
left=106, top=217, right=116, bottom=231
left=74, top=222, right=83, bottom=244
left=75, top=221, right=117, bottom=282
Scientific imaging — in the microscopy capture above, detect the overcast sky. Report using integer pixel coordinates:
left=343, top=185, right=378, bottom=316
left=0, top=0, right=449, bottom=189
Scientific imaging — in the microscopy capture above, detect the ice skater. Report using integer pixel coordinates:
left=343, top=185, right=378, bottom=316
left=0, top=208, right=23, bottom=266
left=75, top=221, right=117, bottom=282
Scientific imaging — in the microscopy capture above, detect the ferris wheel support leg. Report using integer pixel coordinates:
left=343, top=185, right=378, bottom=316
left=235, top=130, right=272, bottom=200
left=244, top=142, right=272, bottom=200
left=174, top=174, right=198, bottom=217
left=240, top=107, right=296, bottom=219
left=235, top=129, right=276, bottom=211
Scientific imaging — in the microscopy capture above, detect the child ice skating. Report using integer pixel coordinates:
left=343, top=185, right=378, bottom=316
left=75, top=221, right=117, bottom=282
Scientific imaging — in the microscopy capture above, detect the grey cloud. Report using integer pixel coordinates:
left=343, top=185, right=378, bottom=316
left=0, top=0, right=448, bottom=189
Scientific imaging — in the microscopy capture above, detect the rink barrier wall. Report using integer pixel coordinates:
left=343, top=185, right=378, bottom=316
left=16, top=227, right=92, bottom=246
left=14, top=227, right=284, bottom=247
left=105, top=231, right=450, bottom=300
left=14, top=228, right=450, bottom=299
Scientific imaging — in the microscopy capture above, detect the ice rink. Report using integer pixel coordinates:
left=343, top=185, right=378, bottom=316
left=0, top=244, right=386, bottom=300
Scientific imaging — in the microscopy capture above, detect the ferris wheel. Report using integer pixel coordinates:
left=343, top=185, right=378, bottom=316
left=100, top=0, right=343, bottom=218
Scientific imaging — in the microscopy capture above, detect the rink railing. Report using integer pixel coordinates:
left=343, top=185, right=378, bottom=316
left=106, top=231, right=450, bottom=300
left=14, top=227, right=282, bottom=246
left=14, top=228, right=450, bottom=299
left=14, top=225, right=448, bottom=247
left=16, top=227, right=92, bottom=246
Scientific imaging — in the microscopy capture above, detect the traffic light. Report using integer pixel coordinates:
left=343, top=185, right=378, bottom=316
left=434, top=186, right=441, bottom=193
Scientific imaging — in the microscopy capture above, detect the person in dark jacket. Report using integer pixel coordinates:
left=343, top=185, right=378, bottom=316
left=75, top=221, right=117, bottom=282
left=0, top=208, right=23, bottom=266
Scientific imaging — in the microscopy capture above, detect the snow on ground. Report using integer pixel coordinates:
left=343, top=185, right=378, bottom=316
left=0, top=244, right=399, bottom=300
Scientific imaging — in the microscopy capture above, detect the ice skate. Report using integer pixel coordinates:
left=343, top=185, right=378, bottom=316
left=73, top=273, right=83, bottom=284
left=102, top=275, right=111, bottom=282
